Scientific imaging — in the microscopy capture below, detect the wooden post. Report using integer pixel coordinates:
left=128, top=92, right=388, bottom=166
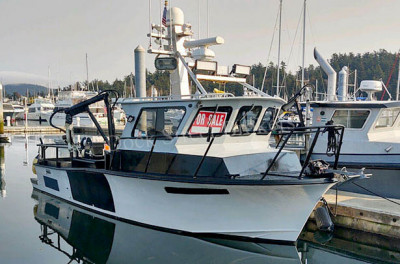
left=0, top=145, right=5, bottom=197
left=0, top=84, right=9, bottom=142
left=0, top=84, right=4, bottom=135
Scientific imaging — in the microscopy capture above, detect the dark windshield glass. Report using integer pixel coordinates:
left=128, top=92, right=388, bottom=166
left=232, top=106, right=262, bottom=135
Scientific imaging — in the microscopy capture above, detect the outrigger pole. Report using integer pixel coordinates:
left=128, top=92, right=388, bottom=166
left=52, top=90, right=118, bottom=153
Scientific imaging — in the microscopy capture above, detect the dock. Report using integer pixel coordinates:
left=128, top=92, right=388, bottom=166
left=301, top=190, right=400, bottom=263
left=4, top=126, right=62, bottom=134
left=3, top=125, right=125, bottom=135
left=310, top=190, right=400, bottom=239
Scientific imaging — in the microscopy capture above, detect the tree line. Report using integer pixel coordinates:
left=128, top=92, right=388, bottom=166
left=88, top=49, right=400, bottom=100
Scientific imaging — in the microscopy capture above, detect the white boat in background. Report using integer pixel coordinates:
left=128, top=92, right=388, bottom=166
left=11, top=104, right=25, bottom=120
left=27, top=98, right=54, bottom=121
left=311, top=48, right=400, bottom=170
left=47, top=90, right=125, bottom=128
left=47, top=90, right=107, bottom=127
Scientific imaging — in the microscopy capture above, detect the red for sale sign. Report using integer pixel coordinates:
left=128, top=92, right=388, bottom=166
left=189, top=111, right=227, bottom=134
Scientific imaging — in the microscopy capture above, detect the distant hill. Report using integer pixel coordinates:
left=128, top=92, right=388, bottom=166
left=4, top=83, right=50, bottom=97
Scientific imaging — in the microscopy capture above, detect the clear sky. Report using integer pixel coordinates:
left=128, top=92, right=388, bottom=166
left=0, top=0, right=399, bottom=86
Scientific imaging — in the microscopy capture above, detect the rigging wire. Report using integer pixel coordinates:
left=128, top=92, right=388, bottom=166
left=351, top=181, right=400, bottom=206
left=261, top=2, right=280, bottom=93
left=281, top=6, right=303, bottom=95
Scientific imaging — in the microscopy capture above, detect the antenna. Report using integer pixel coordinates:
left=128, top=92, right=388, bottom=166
left=397, top=50, right=400, bottom=101
left=301, top=0, right=306, bottom=88
left=149, top=0, right=152, bottom=48
left=198, top=0, right=201, bottom=39
left=207, top=0, right=209, bottom=37
left=276, top=0, right=282, bottom=96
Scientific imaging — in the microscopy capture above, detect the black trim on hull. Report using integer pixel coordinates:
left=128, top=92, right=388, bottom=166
left=32, top=188, right=296, bottom=246
left=165, top=187, right=229, bottom=195
left=67, top=171, right=115, bottom=212
left=36, top=164, right=337, bottom=186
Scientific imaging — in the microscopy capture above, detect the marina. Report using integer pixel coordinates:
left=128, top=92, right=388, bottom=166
left=0, top=135, right=399, bottom=263
left=1, top=0, right=400, bottom=263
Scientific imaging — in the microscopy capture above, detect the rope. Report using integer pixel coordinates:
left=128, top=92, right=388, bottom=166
left=351, top=181, right=400, bottom=206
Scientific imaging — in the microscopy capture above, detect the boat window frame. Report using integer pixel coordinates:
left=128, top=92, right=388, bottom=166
left=257, top=107, right=278, bottom=135
left=187, top=106, right=233, bottom=137
left=131, top=106, right=187, bottom=140
left=330, top=108, right=371, bottom=130
left=374, top=107, right=400, bottom=129
left=231, top=105, right=263, bottom=136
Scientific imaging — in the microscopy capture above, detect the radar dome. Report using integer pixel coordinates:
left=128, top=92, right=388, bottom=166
left=166, top=7, right=184, bottom=26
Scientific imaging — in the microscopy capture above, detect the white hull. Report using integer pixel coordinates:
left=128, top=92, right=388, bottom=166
left=27, top=112, right=48, bottom=121
left=34, top=165, right=335, bottom=242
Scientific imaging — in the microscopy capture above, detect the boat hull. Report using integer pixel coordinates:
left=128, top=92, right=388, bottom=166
left=33, top=165, right=335, bottom=243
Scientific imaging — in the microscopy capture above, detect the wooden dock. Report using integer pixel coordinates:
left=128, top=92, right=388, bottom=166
left=311, top=190, right=400, bottom=239
left=4, top=126, right=62, bottom=134
left=3, top=125, right=125, bottom=135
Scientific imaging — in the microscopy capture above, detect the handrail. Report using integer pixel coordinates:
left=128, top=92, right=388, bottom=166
left=118, top=125, right=344, bottom=140
left=120, top=93, right=235, bottom=103
left=38, top=124, right=346, bottom=180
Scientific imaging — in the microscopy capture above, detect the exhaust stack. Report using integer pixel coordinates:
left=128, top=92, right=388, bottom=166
left=314, top=48, right=337, bottom=101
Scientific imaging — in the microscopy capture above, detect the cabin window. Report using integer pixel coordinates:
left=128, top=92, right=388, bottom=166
left=41, top=107, right=54, bottom=111
left=28, top=108, right=35, bottom=113
left=331, top=110, right=369, bottom=129
left=257, top=107, right=277, bottom=134
left=375, top=108, right=400, bottom=128
left=132, top=107, right=186, bottom=138
left=188, top=106, right=232, bottom=135
left=231, top=106, right=262, bottom=135
left=3, top=104, right=13, bottom=111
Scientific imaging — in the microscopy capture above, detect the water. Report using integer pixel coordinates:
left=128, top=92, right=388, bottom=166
left=0, top=135, right=398, bottom=263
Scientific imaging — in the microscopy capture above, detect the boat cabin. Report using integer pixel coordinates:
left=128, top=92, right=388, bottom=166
left=116, top=95, right=302, bottom=177
left=311, top=101, right=400, bottom=157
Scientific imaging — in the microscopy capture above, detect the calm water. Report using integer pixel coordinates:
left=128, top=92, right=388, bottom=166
left=0, top=135, right=398, bottom=263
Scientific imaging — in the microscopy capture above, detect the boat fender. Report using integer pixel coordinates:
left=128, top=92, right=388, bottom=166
left=32, top=154, right=39, bottom=175
left=315, top=204, right=334, bottom=232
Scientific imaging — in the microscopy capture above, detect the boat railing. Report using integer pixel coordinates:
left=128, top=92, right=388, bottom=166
left=121, top=93, right=235, bottom=103
left=38, top=125, right=345, bottom=180
left=119, top=124, right=345, bottom=179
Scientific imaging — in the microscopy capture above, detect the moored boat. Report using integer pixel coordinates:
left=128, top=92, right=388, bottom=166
left=31, top=3, right=361, bottom=243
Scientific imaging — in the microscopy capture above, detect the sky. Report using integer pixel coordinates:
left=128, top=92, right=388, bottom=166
left=0, top=0, right=399, bottom=86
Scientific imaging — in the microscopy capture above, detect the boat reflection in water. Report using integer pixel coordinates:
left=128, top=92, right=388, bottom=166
left=32, top=190, right=302, bottom=264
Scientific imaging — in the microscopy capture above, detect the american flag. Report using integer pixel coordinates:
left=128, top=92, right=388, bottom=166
left=162, top=3, right=167, bottom=26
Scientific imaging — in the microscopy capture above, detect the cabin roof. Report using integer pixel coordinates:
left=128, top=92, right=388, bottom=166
left=120, top=95, right=286, bottom=106
left=309, top=100, right=400, bottom=109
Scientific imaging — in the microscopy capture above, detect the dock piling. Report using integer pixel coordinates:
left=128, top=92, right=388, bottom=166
left=0, top=84, right=9, bottom=143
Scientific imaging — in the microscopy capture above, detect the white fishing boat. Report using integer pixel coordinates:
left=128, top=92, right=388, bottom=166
left=310, top=48, right=400, bottom=170
left=31, top=4, right=361, bottom=243
left=27, top=98, right=54, bottom=121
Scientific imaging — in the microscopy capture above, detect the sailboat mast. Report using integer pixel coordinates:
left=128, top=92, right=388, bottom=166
left=86, top=53, right=89, bottom=91
left=301, top=0, right=306, bottom=88
left=48, top=66, right=51, bottom=99
left=276, top=0, right=282, bottom=96
left=396, top=51, right=400, bottom=101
